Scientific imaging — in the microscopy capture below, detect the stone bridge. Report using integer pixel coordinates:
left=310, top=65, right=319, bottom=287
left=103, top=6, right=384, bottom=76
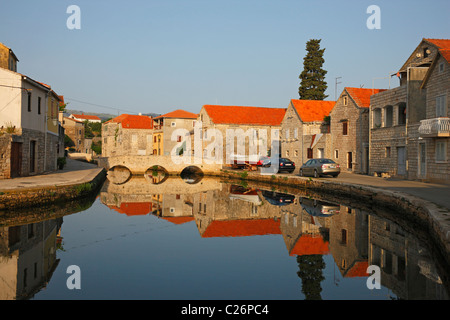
left=98, top=155, right=223, bottom=176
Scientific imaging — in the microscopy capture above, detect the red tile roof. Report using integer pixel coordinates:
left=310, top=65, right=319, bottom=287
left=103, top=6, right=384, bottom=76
left=72, top=114, right=102, bottom=121
left=107, top=114, right=153, bottom=129
left=110, top=202, right=152, bottom=216
left=203, top=105, right=286, bottom=126
left=290, top=100, right=335, bottom=122
left=154, top=109, right=198, bottom=119
left=424, top=38, right=450, bottom=50
left=345, top=260, right=369, bottom=278
left=201, top=219, right=281, bottom=238
left=345, top=87, right=387, bottom=108
left=440, top=49, right=450, bottom=64
left=290, top=234, right=329, bottom=256
left=161, top=216, right=195, bottom=225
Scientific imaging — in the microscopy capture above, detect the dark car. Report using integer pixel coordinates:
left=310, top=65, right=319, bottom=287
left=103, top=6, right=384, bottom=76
left=300, top=158, right=340, bottom=178
left=278, top=158, right=295, bottom=173
left=262, top=190, right=295, bottom=206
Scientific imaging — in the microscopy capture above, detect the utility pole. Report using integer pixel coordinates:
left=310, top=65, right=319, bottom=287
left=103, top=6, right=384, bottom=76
left=335, top=77, right=342, bottom=101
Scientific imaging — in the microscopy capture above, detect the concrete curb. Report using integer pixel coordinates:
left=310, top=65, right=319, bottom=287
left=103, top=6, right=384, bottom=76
left=0, top=168, right=107, bottom=210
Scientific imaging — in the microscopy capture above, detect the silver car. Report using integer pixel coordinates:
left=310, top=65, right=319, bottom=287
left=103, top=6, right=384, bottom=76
left=300, top=158, right=340, bottom=178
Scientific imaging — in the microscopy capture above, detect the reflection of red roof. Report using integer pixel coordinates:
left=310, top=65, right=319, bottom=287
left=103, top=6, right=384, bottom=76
left=154, top=109, right=198, bottom=119
left=202, top=219, right=281, bottom=238
left=290, top=234, right=329, bottom=256
left=110, top=202, right=152, bottom=216
left=291, top=100, right=335, bottom=122
left=203, top=105, right=286, bottom=126
left=107, top=114, right=153, bottom=129
left=161, top=216, right=195, bottom=225
left=345, top=260, right=369, bottom=278
left=345, top=87, right=386, bottom=108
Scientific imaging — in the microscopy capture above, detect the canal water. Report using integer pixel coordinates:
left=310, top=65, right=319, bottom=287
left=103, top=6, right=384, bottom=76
left=1, top=174, right=448, bottom=300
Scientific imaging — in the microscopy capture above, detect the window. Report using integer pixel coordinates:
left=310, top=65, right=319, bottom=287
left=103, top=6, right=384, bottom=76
left=294, top=128, right=298, bottom=139
left=342, top=121, right=348, bottom=135
left=27, top=92, right=31, bottom=112
left=373, top=109, right=382, bottom=128
left=177, top=136, right=182, bottom=142
left=294, top=150, right=298, bottom=157
left=38, top=97, right=41, bottom=114
left=436, top=95, right=446, bottom=117
left=335, top=149, right=339, bottom=159
left=307, top=148, right=313, bottom=159
left=398, top=103, right=406, bottom=125
left=343, top=96, right=348, bottom=106
left=286, top=150, right=289, bottom=157
left=385, top=105, right=393, bottom=127
left=171, top=122, right=176, bottom=127
left=385, top=147, right=391, bottom=158
left=436, top=141, right=447, bottom=162
left=341, top=229, right=347, bottom=245
left=439, top=62, right=445, bottom=73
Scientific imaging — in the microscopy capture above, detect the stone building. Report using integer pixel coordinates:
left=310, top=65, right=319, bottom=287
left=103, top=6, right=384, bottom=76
left=0, top=67, right=64, bottom=179
left=62, top=116, right=85, bottom=153
left=0, top=42, right=18, bottom=72
left=330, top=88, right=385, bottom=174
left=281, top=99, right=335, bottom=172
left=370, top=38, right=449, bottom=182
left=152, top=109, right=198, bottom=156
left=102, top=114, right=153, bottom=157
left=198, top=105, right=286, bottom=165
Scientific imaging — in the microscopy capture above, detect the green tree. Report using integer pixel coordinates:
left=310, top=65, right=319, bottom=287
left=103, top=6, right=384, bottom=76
left=64, top=134, right=75, bottom=148
left=297, top=254, right=325, bottom=300
left=298, top=39, right=328, bottom=100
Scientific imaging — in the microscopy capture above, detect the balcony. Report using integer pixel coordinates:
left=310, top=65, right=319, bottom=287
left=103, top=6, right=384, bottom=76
left=418, top=117, right=450, bottom=137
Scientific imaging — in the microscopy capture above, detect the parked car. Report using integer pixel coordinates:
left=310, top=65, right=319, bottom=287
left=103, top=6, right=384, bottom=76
left=299, top=197, right=340, bottom=217
left=299, top=158, right=340, bottom=178
left=259, top=156, right=295, bottom=173
left=262, top=190, right=295, bottom=206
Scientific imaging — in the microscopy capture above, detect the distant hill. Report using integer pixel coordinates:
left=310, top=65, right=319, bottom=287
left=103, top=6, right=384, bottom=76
left=65, top=109, right=160, bottom=121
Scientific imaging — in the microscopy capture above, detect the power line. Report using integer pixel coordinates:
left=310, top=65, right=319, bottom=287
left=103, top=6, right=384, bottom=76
left=65, top=97, right=139, bottom=114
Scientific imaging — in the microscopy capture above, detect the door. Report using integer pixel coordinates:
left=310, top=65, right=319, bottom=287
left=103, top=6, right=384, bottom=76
left=397, top=147, right=406, bottom=175
left=419, top=143, right=426, bottom=178
left=318, top=148, right=324, bottom=159
left=30, top=140, right=36, bottom=173
left=10, top=142, right=22, bottom=178
left=347, top=152, right=352, bottom=170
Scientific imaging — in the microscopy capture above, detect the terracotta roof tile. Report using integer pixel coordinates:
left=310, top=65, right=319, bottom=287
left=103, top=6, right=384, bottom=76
left=201, top=219, right=281, bottom=238
left=345, top=260, right=369, bottom=278
left=345, top=87, right=387, bottom=108
left=290, top=234, right=329, bottom=256
left=108, top=114, right=153, bottom=129
left=203, top=105, right=286, bottom=126
left=290, top=100, right=335, bottom=122
left=154, top=109, right=198, bottom=119
left=439, top=49, right=450, bottom=64
left=424, top=38, right=450, bottom=50
left=109, top=202, right=152, bottom=216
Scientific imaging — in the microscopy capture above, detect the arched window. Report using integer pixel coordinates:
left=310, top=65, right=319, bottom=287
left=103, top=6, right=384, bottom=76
left=373, top=108, right=382, bottom=128
left=385, top=105, right=393, bottom=127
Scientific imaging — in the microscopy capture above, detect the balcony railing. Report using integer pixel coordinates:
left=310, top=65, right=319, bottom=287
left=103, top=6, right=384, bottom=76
left=418, top=117, right=450, bottom=137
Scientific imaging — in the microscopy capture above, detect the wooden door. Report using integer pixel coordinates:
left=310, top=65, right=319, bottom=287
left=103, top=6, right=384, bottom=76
left=10, top=142, right=22, bottom=178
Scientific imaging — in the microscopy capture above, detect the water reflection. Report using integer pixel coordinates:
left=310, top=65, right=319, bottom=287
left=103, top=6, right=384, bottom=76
left=1, top=175, right=448, bottom=300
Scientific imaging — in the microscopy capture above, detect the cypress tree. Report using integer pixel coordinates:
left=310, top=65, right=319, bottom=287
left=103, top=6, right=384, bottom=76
left=298, top=39, right=328, bottom=100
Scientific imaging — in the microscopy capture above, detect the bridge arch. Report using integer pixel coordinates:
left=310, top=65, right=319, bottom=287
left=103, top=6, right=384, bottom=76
left=180, top=166, right=204, bottom=184
left=107, top=165, right=132, bottom=185
left=144, top=165, right=169, bottom=185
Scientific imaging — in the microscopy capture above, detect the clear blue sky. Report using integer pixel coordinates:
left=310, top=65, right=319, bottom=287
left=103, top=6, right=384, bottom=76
left=1, top=0, right=449, bottom=115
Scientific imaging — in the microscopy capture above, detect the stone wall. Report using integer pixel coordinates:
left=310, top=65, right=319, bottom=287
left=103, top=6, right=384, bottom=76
left=0, top=134, right=12, bottom=179
left=102, top=122, right=153, bottom=157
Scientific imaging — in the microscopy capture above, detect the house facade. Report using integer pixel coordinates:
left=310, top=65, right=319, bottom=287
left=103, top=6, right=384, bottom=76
left=0, top=42, right=18, bottom=72
left=62, top=116, right=85, bottom=153
left=281, top=99, right=335, bottom=172
left=152, top=109, right=198, bottom=157
left=198, top=105, right=286, bottom=165
left=102, top=114, right=154, bottom=157
left=0, top=68, right=64, bottom=179
left=369, top=38, right=450, bottom=182
left=331, top=87, right=385, bottom=174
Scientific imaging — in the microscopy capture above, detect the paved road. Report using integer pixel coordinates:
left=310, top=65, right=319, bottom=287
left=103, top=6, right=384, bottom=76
left=0, top=158, right=103, bottom=192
